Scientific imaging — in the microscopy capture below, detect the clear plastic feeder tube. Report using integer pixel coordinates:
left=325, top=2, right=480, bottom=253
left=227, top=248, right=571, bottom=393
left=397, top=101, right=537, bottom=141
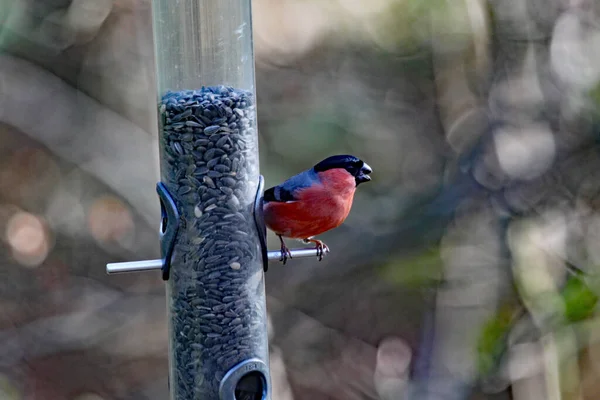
left=150, top=1, right=269, bottom=399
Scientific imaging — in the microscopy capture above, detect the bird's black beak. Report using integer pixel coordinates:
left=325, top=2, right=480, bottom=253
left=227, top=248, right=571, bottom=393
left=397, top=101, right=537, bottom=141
left=355, top=162, right=372, bottom=186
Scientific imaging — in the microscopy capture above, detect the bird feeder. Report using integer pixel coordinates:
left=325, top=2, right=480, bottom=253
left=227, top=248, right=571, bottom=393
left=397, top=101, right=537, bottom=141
left=105, top=1, right=321, bottom=399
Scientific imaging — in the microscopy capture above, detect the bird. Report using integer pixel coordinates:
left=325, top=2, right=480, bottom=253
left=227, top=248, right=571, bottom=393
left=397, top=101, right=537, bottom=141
left=262, top=154, right=372, bottom=264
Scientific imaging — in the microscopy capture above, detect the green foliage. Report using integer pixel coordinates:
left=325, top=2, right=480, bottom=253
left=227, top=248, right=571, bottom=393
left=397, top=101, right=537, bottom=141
left=587, top=82, right=600, bottom=119
left=378, top=247, right=443, bottom=287
left=269, top=105, right=350, bottom=161
left=562, top=275, right=598, bottom=323
left=476, top=273, right=598, bottom=378
left=476, top=304, right=515, bottom=377
left=0, top=374, right=20, bottom=400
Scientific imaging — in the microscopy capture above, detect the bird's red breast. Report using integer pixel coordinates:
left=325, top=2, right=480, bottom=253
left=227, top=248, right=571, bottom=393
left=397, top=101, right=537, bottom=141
left=263, top=168, right=357, bottom=239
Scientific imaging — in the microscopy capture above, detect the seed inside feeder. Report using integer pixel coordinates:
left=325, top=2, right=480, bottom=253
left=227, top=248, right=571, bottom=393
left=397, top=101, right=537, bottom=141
left=159, top=86, right=267, bottom=399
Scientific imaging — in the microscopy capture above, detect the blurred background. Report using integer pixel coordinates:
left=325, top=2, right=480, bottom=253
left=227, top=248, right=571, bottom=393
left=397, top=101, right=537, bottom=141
left=2, top=0, right=600, bottom=399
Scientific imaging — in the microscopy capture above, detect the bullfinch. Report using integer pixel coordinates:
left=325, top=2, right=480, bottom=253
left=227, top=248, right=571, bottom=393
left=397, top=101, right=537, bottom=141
left=263, top=154, right=372, bottom=264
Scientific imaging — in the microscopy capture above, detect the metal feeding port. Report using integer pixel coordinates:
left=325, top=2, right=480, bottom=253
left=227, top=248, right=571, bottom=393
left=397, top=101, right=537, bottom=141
left=219, top=359, right=269, bottom=400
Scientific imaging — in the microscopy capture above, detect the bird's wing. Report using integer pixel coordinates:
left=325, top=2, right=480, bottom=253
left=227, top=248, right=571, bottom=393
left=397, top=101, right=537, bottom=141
left=263, top=169, right=320, bottom=203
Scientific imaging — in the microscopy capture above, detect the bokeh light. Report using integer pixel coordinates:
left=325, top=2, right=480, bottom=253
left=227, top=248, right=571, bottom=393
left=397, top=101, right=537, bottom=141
left=374, top=336, right=412, bottom=400
left=5, top=211, right=51, bottom=268
left=87, top=195, right=134, bottom=246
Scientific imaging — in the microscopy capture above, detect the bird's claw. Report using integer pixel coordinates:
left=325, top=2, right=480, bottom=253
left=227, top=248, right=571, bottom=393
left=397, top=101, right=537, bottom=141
left=315, top=241, right=330, bottom=261
left=280, top=244, right=293, bottom=265
left=277, top=235, right=293, bottom=265
left=304, top=239, right=329, bottom=261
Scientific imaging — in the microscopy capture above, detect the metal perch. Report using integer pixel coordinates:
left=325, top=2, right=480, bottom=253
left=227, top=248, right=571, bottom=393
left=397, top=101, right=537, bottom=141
left=107, top=173, right=327, bottom=276
left=106, top=248, right=325, bottom=275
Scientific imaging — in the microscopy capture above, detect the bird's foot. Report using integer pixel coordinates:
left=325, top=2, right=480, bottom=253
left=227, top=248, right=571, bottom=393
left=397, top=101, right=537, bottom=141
left=278, top=235, right=292, bottom=265
left=280, top=244, right=293, bottom=265
left=303, top=238, right=330, bottom=261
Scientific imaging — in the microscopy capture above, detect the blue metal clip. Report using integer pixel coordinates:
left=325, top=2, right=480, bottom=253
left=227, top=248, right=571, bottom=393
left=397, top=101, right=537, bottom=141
left=253, top=175, right=268, bottom=272
left=157, top=182, right=180, bottom=281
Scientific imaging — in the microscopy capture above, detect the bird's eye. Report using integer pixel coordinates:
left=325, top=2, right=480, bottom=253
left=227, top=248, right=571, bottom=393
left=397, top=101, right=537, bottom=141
left=345, top=161, right=362, bottom=175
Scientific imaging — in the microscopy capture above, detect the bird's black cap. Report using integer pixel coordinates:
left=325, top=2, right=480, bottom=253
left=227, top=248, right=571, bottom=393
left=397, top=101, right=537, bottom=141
left=313, top=154, right=372, bottom=185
